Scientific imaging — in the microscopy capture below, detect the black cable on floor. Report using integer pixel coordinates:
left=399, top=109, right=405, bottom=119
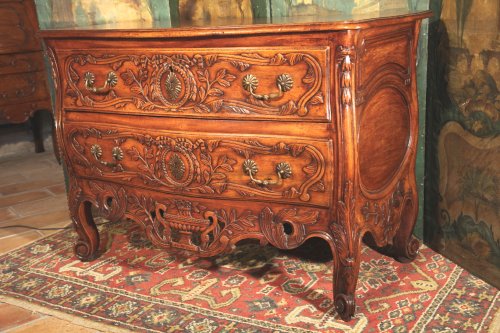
left=0, top=220, right=117, bottom=231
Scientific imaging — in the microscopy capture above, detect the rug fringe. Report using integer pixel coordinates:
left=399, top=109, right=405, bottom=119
left=0, top=295, right=133, bottom=333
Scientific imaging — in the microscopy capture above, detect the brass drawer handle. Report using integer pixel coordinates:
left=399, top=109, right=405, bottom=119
left=84, top=71, right=118, bottom=94
left=242, top=73, right=293, bottom=101
left=90, top=144, right=123, bottom=168
left=242, top=159, right=292, bottom=186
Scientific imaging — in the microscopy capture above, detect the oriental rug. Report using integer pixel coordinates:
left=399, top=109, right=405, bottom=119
left=0, top=220, right=499, bottom=332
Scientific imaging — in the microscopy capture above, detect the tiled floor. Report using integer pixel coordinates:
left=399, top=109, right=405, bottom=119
left=0, top=146, right=102, bottom=332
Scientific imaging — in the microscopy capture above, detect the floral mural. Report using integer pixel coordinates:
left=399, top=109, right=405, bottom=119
left=426, top=0, right=500, bottom=287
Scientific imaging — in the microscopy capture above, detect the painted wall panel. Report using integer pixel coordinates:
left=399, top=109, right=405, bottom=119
left=425, top=0, right=500, bottom=288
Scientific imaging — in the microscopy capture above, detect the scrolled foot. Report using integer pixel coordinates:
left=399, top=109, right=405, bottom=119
left=70, top=199, right=100, bottom=262
left=74, top=239, right=99, bottom=262
left=394, top=236, right=420, bottom=263
left=335, top=293, right=355, bottom=321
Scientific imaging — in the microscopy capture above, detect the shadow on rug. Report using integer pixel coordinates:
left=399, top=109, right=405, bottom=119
left=0, top=220, right=499, bottom=332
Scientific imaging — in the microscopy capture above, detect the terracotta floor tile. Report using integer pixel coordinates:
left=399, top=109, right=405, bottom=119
left=0, top=179, right=64, bottom=196
left=21, top=170, right=64, bottom=185
left=0, top=191, right=52, bottom=209
left=46, top=183, right=67, bottom=195
left=11, top=194, right=69, bottom=217
left=0, top=159, right=54, bottom=178
left=0, top=303, right=42, bottom=330
left=0, top=211, right=71, bottom=238
left=0, top=207, right=17, bottom=222
left=39, top=225, right=73, bottom=237
left=0, top=209, right=70, bottom=228
left=6, top=317, right=101, bottom=333
left=0, top=231, right=42, bottom=254
left=0, top=173, right=27, bottom=187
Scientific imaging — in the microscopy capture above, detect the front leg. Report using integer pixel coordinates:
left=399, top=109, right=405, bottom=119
left=329, top=184, right=363, bottom=321
left=68, top=187, right=100, bottom=261
left=329, top=223, right=362, bottom=321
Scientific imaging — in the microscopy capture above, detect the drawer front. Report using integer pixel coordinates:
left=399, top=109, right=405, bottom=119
left=0, top=52, right=45, bottom=75
left=61, top=47, right=330, bottom=121
left=65, top=124, right=333, bottom=207
left=0, top=71, right=49, bottom=106
left=0, top=2, right=39, bottom=52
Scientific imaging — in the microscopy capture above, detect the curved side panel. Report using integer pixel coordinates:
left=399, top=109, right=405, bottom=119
left=358, top=87, right=410, bottom=193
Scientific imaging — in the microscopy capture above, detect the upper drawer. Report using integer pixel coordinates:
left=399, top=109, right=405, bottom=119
left=60, top=47, right=330, bottom=122
left=0, top=52, right=45, bottom=75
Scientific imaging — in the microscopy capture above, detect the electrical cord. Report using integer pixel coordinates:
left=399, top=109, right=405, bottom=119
left=0, top=220, right=118, bottom=231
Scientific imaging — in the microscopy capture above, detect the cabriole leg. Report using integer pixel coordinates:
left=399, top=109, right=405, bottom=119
left=330, top=237, right=362, bottom=321
left=71, top=199, right=100, bottom=261
left=384, top=198, right=420, bottom=263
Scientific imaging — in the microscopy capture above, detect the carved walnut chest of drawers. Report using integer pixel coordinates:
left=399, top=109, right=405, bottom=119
left=0, top=0, right=51, bottom=152
left=41, top=10, right=431, bottom=321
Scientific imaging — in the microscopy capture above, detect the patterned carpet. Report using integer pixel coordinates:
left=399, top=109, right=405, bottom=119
left=0, top=220, right=499, bottom=332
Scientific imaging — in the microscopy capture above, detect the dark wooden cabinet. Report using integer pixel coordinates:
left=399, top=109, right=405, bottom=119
left=41, top=10, right=431, bottom=321
left=0, top=0, right=52, bottom=152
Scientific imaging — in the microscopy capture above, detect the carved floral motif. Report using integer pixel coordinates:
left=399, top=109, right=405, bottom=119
left=83, top=181, right=320, bottom=256
left=68, top=127, right=326, bottom=203
left=360, top=180, right=413, bottom=244
left=64, top=51, right=324, bottom=116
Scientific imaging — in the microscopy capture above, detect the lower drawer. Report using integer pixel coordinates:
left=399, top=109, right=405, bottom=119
left=0, top=52, right=45, bottom=75
left=65, top=123, right=333, bottom=207
left=0, top=71, right=49, bottom=106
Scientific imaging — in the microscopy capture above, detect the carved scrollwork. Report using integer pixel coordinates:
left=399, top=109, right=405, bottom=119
left=77, top=181, right=321, bottom=257
left=64, top=51, right=324, bottom=117
left=259, top=207, right=319, bottom=249
left=360, top=180, right=413, bottom=245
left=68, top=127, right=327, bottom=204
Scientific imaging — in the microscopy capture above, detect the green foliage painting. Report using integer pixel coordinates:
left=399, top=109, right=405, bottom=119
left=425, top=0, right=500, bottom=288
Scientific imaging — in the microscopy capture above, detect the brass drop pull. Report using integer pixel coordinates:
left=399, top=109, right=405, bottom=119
left=242, top=159, right=292, bottom=187
left=84, top=71, right=118, bottom=94
left=90, top=144, right=123, bottom=168
left=242, top=73, right=293, bottom=101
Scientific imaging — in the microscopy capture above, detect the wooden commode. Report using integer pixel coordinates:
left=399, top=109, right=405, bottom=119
left=41, top=10, right=431, bottom=321
left=0, top=0, right=51, bottom=152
